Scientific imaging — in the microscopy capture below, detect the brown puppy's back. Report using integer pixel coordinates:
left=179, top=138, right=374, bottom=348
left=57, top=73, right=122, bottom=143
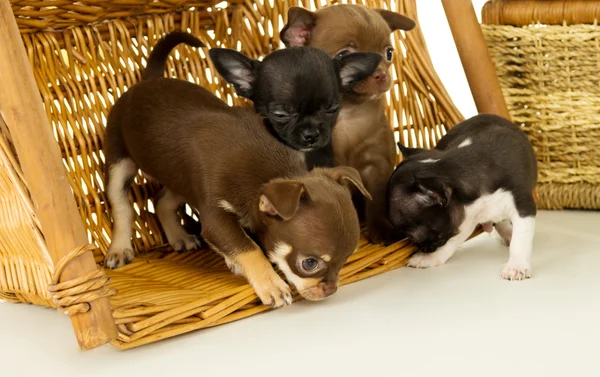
left=106, top=78, right=305, bottom=208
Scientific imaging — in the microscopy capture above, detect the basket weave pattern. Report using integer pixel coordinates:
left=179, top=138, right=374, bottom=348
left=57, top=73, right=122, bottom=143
left=482, top=0, right=600, bottom=209
left=1, top=0, right=461, bottom=349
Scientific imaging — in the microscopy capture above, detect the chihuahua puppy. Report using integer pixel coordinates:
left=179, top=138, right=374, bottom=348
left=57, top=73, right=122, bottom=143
left=280, top=4, right=415, bottom=244
left=104, top=33, right=371, bottom=307
left=387, top=114, right=538, bottom=280
left=208, top=45, right=381, bottom=166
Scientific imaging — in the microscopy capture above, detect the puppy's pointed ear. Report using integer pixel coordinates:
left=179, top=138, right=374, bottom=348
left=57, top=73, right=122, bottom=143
left=375, top=10, right=416, bottom=31
left=280, top=7, right=316, bottom=47
left=397, top=142, right=426, bottom=157
left=319, top=166, right=372, bottom=200
left=337, top=52, right=382, bottom=92
left=208, top=48, right=257, bottom=98
left=413, top=173, right=452, bottom=207
left=259, top=181, right=305, bottom=221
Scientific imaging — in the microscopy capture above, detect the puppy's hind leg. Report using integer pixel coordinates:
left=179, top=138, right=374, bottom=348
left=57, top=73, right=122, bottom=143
left=494, top=220, right=513, bottom=246
left=156, top=187, right=202, bottom=251
left=105, top=158, right=138, bottom=269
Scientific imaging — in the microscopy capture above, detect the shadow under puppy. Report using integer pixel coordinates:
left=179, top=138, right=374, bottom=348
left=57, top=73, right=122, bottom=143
left=104, top=32, right=371, bottom=307
left=280, top=4, right=415, bottom=244
left=208, top=40, right=382, bottom=168
left=387, top=114, right=538, bottom=280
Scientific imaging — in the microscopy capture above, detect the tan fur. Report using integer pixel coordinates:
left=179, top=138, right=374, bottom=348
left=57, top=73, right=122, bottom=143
left=234, top=248, right=292, bottom=307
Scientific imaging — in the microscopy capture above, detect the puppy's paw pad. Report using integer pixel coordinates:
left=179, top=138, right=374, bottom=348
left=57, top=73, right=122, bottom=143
left=104, top=248, right=135, bottom=269
left=170, top=234, right=202, bottom=252
left=407, top=252, right=445, bottom=269
left=501, top=263, right=532, bottom=281
left=253, top=275, right=292, bottom=308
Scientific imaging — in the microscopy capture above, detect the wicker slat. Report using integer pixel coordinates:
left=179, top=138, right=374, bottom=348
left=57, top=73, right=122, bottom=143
left=482, top=0, right=600, bottom=26
left=10, top=0, right=243, bottom=33
left=1, top=0, right=463, bottom=349
left=0, top=118, right=55, bottom=307
left=482, top=0, right=600, bottom=209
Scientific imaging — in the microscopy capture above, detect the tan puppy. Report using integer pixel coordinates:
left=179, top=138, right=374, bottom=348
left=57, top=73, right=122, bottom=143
left=104, top=33, right=370, bottom=307
left=281, top=4, right=415, bottom=244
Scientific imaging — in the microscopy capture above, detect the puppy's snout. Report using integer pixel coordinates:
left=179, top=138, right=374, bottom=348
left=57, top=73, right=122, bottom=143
left=300, top=128, right=320, bottom=144
left=417, top=236, right=449, bottom=253
left=299, top=281, right=338, bottom=301
left=371, top=69, right=387, bottom=83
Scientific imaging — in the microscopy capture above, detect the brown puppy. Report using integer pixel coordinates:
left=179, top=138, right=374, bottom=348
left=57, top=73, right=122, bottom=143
left=103, top=38, right=370, bottom=307
left=280, top=4, right=415, bottom=244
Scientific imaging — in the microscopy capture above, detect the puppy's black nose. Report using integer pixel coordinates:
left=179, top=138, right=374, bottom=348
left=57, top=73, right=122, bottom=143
left=300, top=128, right=320, bottom=144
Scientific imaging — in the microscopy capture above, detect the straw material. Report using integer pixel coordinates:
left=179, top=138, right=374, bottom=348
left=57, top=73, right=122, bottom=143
left=0, top=118, right=55, bottom=307
left=1, top=0, right=462, bottom=349
left=482, top=0, right=600, bottom=26
left=48, top=244, right=117, bottom=316
left=104, top=239, right=415, bottom=350
left=482, top=1, right=600, bottom=209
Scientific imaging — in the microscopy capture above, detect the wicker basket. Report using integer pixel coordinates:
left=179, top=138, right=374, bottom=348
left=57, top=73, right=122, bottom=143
left=482, top=0, right=600, bottom=210
left=0, top=0, right=462, bottom=350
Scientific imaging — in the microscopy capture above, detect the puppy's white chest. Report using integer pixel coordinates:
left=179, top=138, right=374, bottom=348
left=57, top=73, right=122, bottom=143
left=464, top=189, right=517, bottom=225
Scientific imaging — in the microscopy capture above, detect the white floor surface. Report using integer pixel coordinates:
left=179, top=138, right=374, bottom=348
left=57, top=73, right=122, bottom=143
left=1, top=210, right=599, bottom=377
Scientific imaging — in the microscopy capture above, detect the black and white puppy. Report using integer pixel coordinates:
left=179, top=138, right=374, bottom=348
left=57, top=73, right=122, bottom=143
left=209, top=47, right=381, bottom=166
left=387, top=114, right=538, bottom=280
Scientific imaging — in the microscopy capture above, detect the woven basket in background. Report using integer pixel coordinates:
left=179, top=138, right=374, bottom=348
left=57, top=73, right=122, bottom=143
left=482, top=0, right=600, bottom=210
left=1, top=0, right=462, bottom=349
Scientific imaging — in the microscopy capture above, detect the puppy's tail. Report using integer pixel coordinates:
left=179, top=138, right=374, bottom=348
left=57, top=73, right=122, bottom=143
left=142, top=31, right=204, bottom=81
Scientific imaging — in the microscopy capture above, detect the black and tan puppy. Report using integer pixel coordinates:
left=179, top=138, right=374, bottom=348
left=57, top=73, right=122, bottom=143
left=208, top=44, right=381, bottom=167
left=387, top=114, right=537, bottom=280
left=104, top=34, right=370, bottom=307
left=280, top=4, right=415, bottom=244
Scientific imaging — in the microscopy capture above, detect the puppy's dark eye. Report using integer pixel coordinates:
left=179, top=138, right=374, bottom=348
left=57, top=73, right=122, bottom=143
left=301, top=258, right=319, bottom=271
left=272, top=111, right=289, bottom=120
left=336, top=50, right=351, bottom=59
left=385, top=47, right=394, bottom=61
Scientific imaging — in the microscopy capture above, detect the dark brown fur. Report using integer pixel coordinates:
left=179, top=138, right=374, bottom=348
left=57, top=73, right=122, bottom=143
left=104, top=74, right=369, bottom=306
left=280, top=4, right=415, bottom=244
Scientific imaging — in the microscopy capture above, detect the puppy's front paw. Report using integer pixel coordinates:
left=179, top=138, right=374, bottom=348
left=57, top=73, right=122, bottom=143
left=501, top=261, right=532, bottom=281
left=252, top=273, right=293, bottom=308
left=407, top=251, right=447, bottom=269
left=170, top=234, right=202, bottom=252
left=105, top=248, right=135, bottom=269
